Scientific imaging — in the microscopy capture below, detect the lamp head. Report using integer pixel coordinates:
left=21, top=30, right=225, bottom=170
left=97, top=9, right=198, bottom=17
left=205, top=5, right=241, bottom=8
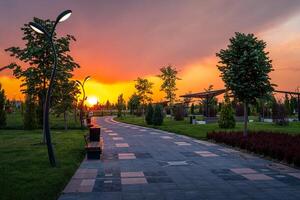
left=29, top=22, right=47, bottom=34
left=57, top=10, right=72, bottom=23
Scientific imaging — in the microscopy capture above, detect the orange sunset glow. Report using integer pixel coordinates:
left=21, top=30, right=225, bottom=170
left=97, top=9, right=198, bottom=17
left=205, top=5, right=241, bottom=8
left=0, top=1, right=300, bottom=103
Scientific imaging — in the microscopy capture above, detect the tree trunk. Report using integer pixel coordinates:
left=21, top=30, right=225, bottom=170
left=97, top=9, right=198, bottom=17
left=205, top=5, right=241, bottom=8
left=243, top=102, right=248, bottom=136
left=74, top=107, right=77, bottom=123
left=64, top=111, right=68, bottom=130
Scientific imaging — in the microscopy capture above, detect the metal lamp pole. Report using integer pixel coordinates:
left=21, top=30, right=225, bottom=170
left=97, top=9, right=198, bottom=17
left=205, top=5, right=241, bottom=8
left=76, top=76, right=90, bottom=128
left=29, top=10, right=72, bottom=167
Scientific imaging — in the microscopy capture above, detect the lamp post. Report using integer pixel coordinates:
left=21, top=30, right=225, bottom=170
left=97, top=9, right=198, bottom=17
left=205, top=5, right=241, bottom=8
left=76, top=76, right=91, bottom=128
left=29, top=10, right=72, bottom=167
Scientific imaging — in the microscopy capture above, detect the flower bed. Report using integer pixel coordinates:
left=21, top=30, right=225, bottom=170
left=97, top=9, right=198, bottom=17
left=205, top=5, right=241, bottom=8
left=207, top=131, right=300, bottom=167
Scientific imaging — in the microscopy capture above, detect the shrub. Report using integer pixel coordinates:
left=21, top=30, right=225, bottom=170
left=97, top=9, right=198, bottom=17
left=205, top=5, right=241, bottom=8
left=145, top=103, right=154, bottom=125
left=24, top=95, right=37, bottom=130
left=172, top=104, right=185, bottom=121
left=272, top=102, right=289, bottom=126
left=207, top=131, right=300, bottom=167
left=152, top=104, right=164, bottom=125
left=0, top=84, right=6, bottom=128
left=218, top=94, right=235, bottom=128
left=191, top=103, right=195, bottom=114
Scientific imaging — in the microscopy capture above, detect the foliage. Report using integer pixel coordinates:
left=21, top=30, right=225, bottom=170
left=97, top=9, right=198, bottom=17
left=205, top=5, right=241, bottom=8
left=52, top=80, right=80, bottom=130
left=172, top=104, right=185, bottom=121
left=23, top=95, right=37, bottom=130
left=218, top=93, right=236, bottom=128
left=145, top=104, right=154, bottom=125
left=134, top=77, right=153, bottom=105
left=157, top=65, right=180, bottom=105
left=272, top=101, right=289, bottom=126
left=127, top=93, right=141, bottom=115
left=208, top=131, right=300, bottom=167
left=5, top=17, right=80, bottom=126
left=117, top=94, right=126, bottom=117
left=0, top=84, right=6, bottom=128
left=217, top=32, right=274, bottom=135
left=152, top=104, right=164, bottom=125
left=191, top=103, right=195, bottom=114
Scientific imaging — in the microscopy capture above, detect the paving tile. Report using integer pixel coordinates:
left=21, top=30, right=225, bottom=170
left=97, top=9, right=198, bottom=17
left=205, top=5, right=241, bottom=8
left=109, top=133, right=118, bottom=136
left=121, top=172, right=144, bottom=177
left=80, top=179, right=95, bottom=186
left=149, top=132, right=160, bottom=135
left=230, top=168, right=257, bottom=174
left=160, top=136, right=173, bottom=139
left=288, top=173, right=300, bottom=179
left=116, top=143, right=129, bottom=147
left=242, top=173, right=274, bottom=181
left=121, top=177, right=148, bottom=185
left=174, top=141, right=191, bottom=146
left=112, top=137, right=124, bottom=140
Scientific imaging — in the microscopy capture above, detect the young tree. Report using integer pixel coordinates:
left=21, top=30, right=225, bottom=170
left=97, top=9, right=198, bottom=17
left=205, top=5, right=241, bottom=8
left=217, top=32, right=274, bottom=136
left=128, top=93, right=141, bottom=115
left=152, top=104, right=164, bottom=126
left=0, top=84, right=6, bottom=128
left=117, top=94, right=126, bottom=117
left=52, top=80, right=79, bottom=130
left=5, top=18, right=80, bottom=130
left=23, top=94, right=37, bottom=130
left=145, top=103, right=154, bottom=125
left=157, top=65, right=180, bottom=106
left=135, top=77, right=153, bottom=114
left=218, top=93, right=236, bottom=128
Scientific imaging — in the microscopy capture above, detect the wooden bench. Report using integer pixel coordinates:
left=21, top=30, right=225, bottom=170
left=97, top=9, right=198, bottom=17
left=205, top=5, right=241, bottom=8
left=84, top=134, right=103, bottom=159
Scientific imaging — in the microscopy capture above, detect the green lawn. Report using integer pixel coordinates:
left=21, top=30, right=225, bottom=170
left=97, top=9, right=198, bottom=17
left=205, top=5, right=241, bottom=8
left=116, top=115, right=300, bottom=139
left=5, top=111, right=81, bottom=130
left=0, top=129, right=86, bottom=200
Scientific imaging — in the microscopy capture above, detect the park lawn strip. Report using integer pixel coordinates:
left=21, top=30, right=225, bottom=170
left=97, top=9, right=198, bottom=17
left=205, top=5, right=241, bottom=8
left=116, top=115, right=300, bottom=139
left=0, top=129, right=86, bottom=200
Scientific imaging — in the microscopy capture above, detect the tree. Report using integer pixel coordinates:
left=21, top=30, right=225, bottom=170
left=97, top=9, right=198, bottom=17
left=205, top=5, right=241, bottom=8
left=218, top=93, right=236, bottom=128
left=152, top=104, right=164, bottom=126
left=191, top=103, right=195, bottom=114
left=157, top=65, right=180, bottom=106
left=145, top=104, right=154, bottom=125
left=0, top=84, right=6, bottom=128
left=23, top=94, right=37, bottom=130
left=173, top=104, right=185, bottom=121
left=5, top=18, right=80, bottom=131
left=135, top=77, right=153, bottom=114
left=117, top=94, right=126, bottom=117
left=217, top=32, right=274, bottom=136
left=52, top=80, right=79, bottom=130
left=128, top=93, right=141, bottom=115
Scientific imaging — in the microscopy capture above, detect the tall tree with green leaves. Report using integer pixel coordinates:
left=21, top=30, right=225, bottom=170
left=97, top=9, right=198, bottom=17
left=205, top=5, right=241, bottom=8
left=217, top=32, right=274, bottom=136
left=135, top=77, right=153, bottom=114
left=0, top=84, right=6, bottom=128
left=117, top=94, right=126, bottom=117
left=5, top=18, right=80, bottom=129
left=127, top=93, right=141, bottom=115
left=157, top=65, right=180, bottom=106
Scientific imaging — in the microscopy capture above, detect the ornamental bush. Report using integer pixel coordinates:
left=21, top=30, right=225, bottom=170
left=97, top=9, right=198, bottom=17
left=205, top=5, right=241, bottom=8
left=145, top=103, right=154, bottom=125
left=218, top=94, right=235, bottom=128
left=172, top=104, right=185, bottom=121
left=152, top=104, right=164, bottom=126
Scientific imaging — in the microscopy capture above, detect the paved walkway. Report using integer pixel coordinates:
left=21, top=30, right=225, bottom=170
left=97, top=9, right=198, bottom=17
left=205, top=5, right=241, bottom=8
left=59, top=116, right=300, bottom=200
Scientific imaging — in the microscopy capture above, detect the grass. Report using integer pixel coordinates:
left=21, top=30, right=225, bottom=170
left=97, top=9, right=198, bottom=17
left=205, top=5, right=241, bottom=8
left=0, top=129, right=86, bottom=200
left=4, top=111, right=81, bottom=130
left=116, top=115, right=300, bottom=139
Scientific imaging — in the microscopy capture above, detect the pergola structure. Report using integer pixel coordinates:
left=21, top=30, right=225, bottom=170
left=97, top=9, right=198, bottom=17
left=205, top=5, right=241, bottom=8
left=180, top=89, right=226, bottom=117
left=180, top=89, right=300, bottom=120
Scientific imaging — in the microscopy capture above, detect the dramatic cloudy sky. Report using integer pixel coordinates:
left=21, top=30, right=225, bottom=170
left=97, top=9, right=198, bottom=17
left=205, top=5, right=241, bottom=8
left=0, top=0, right=300, bottom=103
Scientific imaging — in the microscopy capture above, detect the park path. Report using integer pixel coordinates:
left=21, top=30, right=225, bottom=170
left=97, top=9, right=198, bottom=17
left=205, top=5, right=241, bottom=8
left=59, top=116, right=300, bottom=200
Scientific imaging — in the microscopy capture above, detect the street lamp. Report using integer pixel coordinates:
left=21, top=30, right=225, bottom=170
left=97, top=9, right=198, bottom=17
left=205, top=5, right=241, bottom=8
left=29, top=10, right=72, bottom=167
left=76, top=76, right=91, bottom=128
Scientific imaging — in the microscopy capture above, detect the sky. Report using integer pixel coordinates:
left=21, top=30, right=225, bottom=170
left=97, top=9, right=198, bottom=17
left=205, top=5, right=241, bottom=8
left=0, top=0, right=300, bottom=104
